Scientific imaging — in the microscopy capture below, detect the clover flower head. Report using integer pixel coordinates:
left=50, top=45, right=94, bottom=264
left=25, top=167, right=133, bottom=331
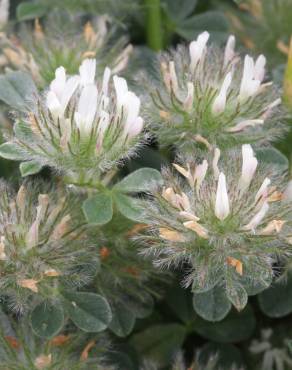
left=0, top=15, right=132, bottom=86
left=0, top=58, right=144, bottom=184
left=0, top=181, right=97, bottom=314
left=144, top=32, right=284, bottom=152
left=140, top=144, right=292, bottom=310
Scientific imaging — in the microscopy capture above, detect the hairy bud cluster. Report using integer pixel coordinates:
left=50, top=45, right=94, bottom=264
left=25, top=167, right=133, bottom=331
left=0, top=317, right=113, bottom=370
left=0, top=16, right=132, bottom=87
left=1, top=58, right=144, bottom=184
left=144, top=32, right=284, bottom=152
left=140, top=145, right=292, bottom=310
left=0, top=181, right=97, bottom=313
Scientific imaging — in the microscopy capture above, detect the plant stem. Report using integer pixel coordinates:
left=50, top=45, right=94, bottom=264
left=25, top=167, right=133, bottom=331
left=145, top=0, right=163, bottom=51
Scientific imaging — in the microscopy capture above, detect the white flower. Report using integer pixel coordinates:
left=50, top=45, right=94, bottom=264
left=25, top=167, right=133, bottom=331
left=239, top=55, right=265, bottom=101
left=227, top=119, right=264, bottom=133
left=102, top=67, right=111, bottom=96
left=74, top=85, right=98, bottom=133
left=255, top=178, right=271, bottom=202
left=0, top=0, right=9, bottom=29
left=215, top=172, right=230, bottom=221
left=189, top=31, right=209, bottom=72
left=212, top=72, right=232, bottom=115
left=254, top=55, right=266, bottom=82
left=224, top=35, right=236, bottom=67
left=79, top=59, right=96, bottom=86
left=113, top=75, right=144, bottom=138
left=239, top=144, right=258, bottom=191
left=46, top=67, right=79, bottom=117
left=169, top=61, right=178, bottom=93
left=243, top=202, right=269, bottom=231
left=183, top=82, right=194, bottom=111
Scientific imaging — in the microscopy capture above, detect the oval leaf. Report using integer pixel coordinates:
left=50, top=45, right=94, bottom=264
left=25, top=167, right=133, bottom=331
left=258, top=273, right=292, bottom=318
left=17, top=2, right=48, bottom=21
left=0, top=142, right=25, bottom=160
left=63, top=291, right=112, bottom=332
left=114, top=193, right=147, bottom=222
left=114, top=168, right=163, bottom=193
left=30, top=301, right=64, bottom=339
left=82, top=193, right=113, bottom=225
left=20, top=160, right=43, bottom=177
left=194, top=305, right=256, bottom=343
left=193, top=285, right=231, bottom=322
left=109, top=302, right=136, bottom=337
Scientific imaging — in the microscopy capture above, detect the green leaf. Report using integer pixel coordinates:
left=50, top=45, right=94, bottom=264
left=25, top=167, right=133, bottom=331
left=176, top=11, right=229, bottom=41
left=194, top=305, right=256, bottom=343
left=14, top=121, right=33, bottom=141
left=130, top=324, right=186, bottom=367
left=193, top=286, right=232, bottom=322
left=255, top=147, right=289, bottom=171
left=0, top=142, right=24, bottom=160
left=258, top=273, right=292, bottom=318
left=164, top=0, right=197, bottom=21
left=127, top=292, right=154, bottom=319
left=114, top=193, right=147, bottom=222
left=0, top=71, right=37, bottom=110
left=20, top=160, right=43, bottom=177
left=82, top=193, right=113, bottom=225
left=109, top=302, right=136, bottom=337
left=17, top=2, right=48, bottom=21
left=226, top=282, right=248, bottom=311
left=63, top=291, right=112, bottom=332
left=114, top=168, right=163, bottom=193
left=166, top=283, right=195, bottom=324
left=30, top=301, right=64, bottom=339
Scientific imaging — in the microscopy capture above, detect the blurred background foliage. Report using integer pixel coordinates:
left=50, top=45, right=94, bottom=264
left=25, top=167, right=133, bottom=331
left=1, top=0, right=292, bottom=369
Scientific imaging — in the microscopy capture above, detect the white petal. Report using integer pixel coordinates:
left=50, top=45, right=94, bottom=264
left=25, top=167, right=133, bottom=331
left=113, top=75, right=128, bottom=109
left=127, top=117, right=144, bottom=138
left=243, top=202, right=269, bottom=231
left=212, top=147, right=221, bottom=180
left=60, top=76, right=80, bottom=114
left=46, top=91, right=61, bottom=114
left=79, top=59, right=96, bottom=85
left=194, top=159, right=208, bottom=191
left=0, top=0, right=9, bottom=29
left=189, top=31, right=209, bottom=71
left=212, top=72, right=232, bottom=115
left=169, top=61, right=178, bottom=92
left=255, top=178, right=271, bottom=202
left=183, top=82, right=194, bottom=111
left=239, top=55, right=260, bottom=100
left=215, top=172, right=230, bottom=220
left=226, top=119, right=264, bottom=133
left=123, top=91, right=141, bottom=133
left=224, top=35, right=236, bottom=67
left=254, top=54, right=266, bottom=82
left=50, top=66, right=66, bottom=99
left=239, top=144, right=258, bottom=191
left=75, top=85, right=98, bottom=132
left=102, top=67, right=111, bottom=95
